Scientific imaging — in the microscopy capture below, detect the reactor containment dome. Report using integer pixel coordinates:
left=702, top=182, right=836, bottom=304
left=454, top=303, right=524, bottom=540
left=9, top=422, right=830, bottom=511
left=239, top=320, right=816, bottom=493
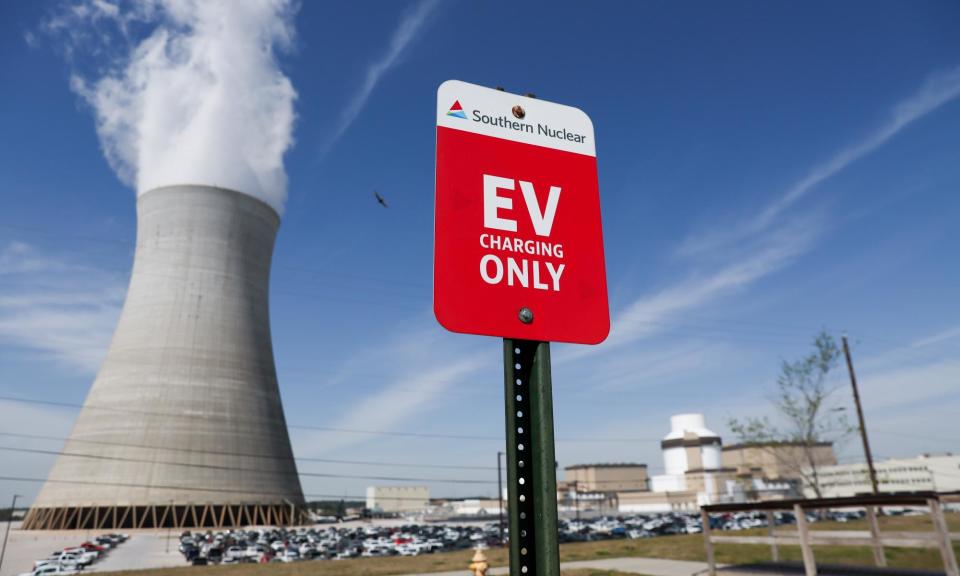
left=23, top=185, right=305, bottom=530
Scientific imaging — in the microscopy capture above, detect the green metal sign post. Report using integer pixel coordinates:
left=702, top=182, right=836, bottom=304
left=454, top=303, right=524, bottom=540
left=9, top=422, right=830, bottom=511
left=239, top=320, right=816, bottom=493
left=503, top=339, right=560, bottom=576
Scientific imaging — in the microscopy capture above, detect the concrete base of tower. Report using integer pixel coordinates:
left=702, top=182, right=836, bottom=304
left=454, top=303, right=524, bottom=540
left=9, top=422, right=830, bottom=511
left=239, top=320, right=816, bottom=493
left=21, top=502, right=308, bottom=530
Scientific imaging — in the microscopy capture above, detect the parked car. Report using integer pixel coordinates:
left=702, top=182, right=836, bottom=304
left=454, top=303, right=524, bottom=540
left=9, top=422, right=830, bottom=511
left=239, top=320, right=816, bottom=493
left=18, top=565, right=79, bottom=576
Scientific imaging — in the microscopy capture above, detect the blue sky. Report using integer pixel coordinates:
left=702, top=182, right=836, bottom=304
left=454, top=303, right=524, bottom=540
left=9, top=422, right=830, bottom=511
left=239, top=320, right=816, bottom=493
left=1, top=0, right=960, bottom=505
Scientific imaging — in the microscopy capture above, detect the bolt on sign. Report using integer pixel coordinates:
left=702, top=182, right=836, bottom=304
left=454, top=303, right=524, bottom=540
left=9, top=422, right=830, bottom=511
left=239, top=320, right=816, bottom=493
left=434, top=80, right=609, bottom=345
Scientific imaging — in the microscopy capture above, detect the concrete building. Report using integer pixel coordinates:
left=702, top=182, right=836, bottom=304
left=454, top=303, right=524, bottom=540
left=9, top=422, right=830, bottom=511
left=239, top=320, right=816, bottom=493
left=366, top=486, right=429, bottom=514
left=23, top=186, right=304, bottom=530
left=446, top=498, right=502, bottom=516
left=650, top=414, right=724, bottom=493
left=564, top=463, right=649, bottom=492
left=611, top=414, right=742, bottom=513
left=722, top=441, right=837, bottom=499
left=807, top=453, right=960, bottom=498
left=723, top=442, right=837, bottom=482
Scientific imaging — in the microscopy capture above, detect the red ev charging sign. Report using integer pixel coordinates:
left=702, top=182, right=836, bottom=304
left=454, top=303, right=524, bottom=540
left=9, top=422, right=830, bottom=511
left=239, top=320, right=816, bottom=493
left=434, top=80, right=609, bottom=345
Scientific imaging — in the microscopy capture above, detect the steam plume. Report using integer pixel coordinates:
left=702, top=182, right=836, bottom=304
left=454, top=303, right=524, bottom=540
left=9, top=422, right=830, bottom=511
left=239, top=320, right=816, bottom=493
left=56, top=0, right=297, bottom=214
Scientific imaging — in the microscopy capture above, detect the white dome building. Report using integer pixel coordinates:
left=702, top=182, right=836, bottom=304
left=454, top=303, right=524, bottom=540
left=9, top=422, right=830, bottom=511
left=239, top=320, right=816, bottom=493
left=651, top=413, right=723, bottom=493
left=618, top=414, right=750, bottom=513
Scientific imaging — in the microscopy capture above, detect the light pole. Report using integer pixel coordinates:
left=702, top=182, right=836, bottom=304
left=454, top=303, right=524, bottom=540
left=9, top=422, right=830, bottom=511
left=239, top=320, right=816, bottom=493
left=497, top=451, right=504, bottom=545
left=0, top=494, right=21, bottom=575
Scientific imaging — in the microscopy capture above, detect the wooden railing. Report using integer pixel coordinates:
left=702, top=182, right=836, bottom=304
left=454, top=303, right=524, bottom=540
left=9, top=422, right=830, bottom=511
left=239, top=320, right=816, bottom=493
left=701, top=491, right=960, bottom=576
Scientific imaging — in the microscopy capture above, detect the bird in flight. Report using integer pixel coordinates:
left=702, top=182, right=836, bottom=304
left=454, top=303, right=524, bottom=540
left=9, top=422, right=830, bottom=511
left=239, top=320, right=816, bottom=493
left=374, top=190, right=388, bottom=208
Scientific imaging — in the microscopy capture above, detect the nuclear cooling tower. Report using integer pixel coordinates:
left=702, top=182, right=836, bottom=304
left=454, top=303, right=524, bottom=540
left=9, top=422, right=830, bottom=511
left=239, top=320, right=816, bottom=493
left=23, top=185, right=305, bottom=530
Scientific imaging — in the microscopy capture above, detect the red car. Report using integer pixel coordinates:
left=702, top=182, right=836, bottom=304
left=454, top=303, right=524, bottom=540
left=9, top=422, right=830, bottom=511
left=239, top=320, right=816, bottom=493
left=80, top=543, right=106, bottom=553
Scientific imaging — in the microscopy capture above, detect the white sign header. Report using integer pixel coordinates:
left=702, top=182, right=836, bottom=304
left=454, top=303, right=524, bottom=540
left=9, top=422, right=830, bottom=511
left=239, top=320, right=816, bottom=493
left=437, top=80, right=596, bottom=157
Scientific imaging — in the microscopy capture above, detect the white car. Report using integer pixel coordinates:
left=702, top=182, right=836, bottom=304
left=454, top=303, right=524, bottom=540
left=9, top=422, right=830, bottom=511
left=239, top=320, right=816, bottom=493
left=278, top=549, right=299, bottom=563
left=34, top=554, right=88, bottom=571
left=297, top=543, right=316, bottom=557
left=19, top=565, right=79, bottom=576
left=66, top=550, right=98, bottom=565
left=395, top=544, right=419, bottom=557
left=224, top=547, right=246, bottom=561
left=62, top=548, right=99, bottom=561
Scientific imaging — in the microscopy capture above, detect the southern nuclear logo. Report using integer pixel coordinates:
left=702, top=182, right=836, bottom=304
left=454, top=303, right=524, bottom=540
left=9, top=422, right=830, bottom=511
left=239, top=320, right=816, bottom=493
left=446, top=100, right=467, bottom=119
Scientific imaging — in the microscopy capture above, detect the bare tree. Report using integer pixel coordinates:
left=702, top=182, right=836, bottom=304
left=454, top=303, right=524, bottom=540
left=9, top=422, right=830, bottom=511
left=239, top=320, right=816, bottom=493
left=729, top=331, right=852, bottom=498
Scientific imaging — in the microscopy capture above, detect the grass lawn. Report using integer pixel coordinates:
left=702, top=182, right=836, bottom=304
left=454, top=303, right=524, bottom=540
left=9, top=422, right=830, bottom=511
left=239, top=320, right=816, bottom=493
left=99, top=514, right=959, bottom=576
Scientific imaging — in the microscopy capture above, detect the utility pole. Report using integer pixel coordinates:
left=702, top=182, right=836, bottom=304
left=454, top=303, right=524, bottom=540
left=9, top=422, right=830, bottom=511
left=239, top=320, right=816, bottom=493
left=842, top=335, right=879, bottom=494
left=572, top=480, right=580, bottom=523
left=497, top=451, right=504, bottom=545
left=0, top=494, right=20, bottom=575
left=166, top=500, right=173, bottom=554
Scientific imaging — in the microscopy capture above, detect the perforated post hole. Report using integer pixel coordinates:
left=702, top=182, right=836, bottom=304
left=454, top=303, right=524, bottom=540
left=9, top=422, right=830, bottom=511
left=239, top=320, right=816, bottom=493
left=510, top=341, right=537, bottom=576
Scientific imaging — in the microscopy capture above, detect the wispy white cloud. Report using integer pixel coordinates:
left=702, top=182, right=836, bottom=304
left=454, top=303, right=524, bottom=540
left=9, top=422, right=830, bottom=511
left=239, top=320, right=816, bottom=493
left=717, top=329, right=960, bottom=460
left=0, top=400, right=77, bottom=506
left=318, top=0, right=441, bottom=158
left=23, top=30, right=39, bottom=48
left=0, top=242, right=124, bottom=372
left=313, top=359, right=484, bottom=455
left=294, top=325, right=486, bottom=457
left=678, top=65, right=960, bottom=258
left=560, top=215, right=821, bottom=362
left=0, top=241, right=64, bottom=274
left=611, top=228, right=813, bottom=347
left=910, top=326, right=960, bottom=349
left=576, top=66, right=960, bottom=362
left=563, top=340, right=736, bottom=394
left=859, top=359, right=960, bottom=412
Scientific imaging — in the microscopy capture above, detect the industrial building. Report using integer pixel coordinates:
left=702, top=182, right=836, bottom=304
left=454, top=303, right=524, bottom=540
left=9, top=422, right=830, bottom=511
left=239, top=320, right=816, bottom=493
left=806, top=453, right=960, bottom=498
left=558, top=414, right=845, bottom=513
left=366, top=486, right=430, bottom=514
left=723, top=441, right=837, bottom=483
left=560, top=415, right=743, bottom=513
left=617, top=414, right=738, bottom=512
left=22, top=186, right=305, bottom=530
left=563, top=463, right=649, bottom=491
left=445, top=498, right=503, bottom=517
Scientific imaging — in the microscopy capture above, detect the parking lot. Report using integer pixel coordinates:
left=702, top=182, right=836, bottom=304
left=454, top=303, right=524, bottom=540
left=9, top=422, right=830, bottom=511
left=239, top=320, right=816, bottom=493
left=0, top=508, right=863, bottom=575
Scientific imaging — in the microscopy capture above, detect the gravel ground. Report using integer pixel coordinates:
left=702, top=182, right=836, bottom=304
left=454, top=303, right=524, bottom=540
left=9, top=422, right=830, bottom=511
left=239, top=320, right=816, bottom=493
left=1, top=524, right=179, bottom=576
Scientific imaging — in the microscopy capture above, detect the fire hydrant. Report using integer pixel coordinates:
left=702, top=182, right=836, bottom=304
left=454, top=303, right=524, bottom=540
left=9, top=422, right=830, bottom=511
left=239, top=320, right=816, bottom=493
left=468, top=547, right=489, bottom=576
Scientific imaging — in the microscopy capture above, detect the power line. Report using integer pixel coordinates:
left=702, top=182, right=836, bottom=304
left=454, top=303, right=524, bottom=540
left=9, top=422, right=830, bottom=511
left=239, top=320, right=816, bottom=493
left=0, top=448, right=662, bottom=489
left=0, top=476, right=464, bottom=502
left=8, top=222, right=946, bottom=346
left=0, top=430, right=672, bottom=478
left=0, top=438, right=674, bottom=486
left=8, top=223, right=960, bottom=355
left=0, top=222, right=430, bottom=292
left=871, top=429, right=960, bottom=445
left=0, top=395, right=662, bottom=443
left=0, top=395, right=497, bottom=439
left=0, top=446, right=495, bottom=485
left=3, top=395, right=952, bottom=447
left=0, top=431, right=494, bottom=470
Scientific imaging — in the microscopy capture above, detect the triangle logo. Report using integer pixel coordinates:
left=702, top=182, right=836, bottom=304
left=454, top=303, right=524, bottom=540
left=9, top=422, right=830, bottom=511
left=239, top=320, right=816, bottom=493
left=446, top=100, right=467, bottom=119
